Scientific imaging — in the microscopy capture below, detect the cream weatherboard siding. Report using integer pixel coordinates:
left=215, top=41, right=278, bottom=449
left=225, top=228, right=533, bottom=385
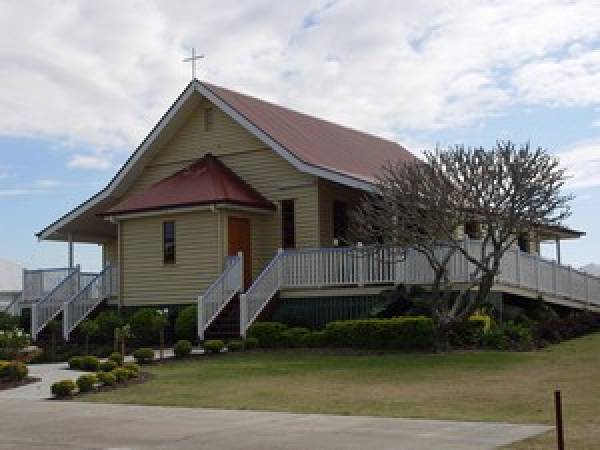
left=114, top=97, right=320, bottom=306
left=119, top=211, right=219, bottom=306
left=318, top=179, right=363, bottom=246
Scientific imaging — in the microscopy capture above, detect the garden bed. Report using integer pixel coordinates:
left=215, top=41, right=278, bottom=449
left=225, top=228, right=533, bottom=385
left=0, top=376, right=40, bottom=391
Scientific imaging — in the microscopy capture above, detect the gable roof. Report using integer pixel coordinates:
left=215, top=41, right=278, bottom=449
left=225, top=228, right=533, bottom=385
left=201, top=82, right=415, bottom=183
left=37, top=79, right=414, bottom=241
left=104, top=154, right=275, bottom=216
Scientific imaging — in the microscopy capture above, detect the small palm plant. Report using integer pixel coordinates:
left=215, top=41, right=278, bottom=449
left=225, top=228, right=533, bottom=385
left=115, top=324, right=134, bottom=357
left=79, top=319, right=99, bottom=355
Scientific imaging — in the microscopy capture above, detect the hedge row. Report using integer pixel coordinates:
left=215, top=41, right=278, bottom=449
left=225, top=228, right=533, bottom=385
left=248, top=317, right=438, bottom=350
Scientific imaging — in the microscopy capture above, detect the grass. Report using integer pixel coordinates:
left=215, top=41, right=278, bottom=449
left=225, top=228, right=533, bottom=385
left=82, top=334, right=600, bottom=449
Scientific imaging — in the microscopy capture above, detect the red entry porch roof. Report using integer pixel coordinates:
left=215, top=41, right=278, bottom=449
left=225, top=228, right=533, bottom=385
left=103, top=154, right=275, bottom=216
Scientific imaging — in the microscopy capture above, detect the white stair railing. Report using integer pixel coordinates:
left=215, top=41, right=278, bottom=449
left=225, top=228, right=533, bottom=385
left=63, top=265, right=118, bottom=341
left=198, top=252, right=243, bottom=340
left=1, top=292, right=22, bottom=316
left=31, top=267, right=81, bottom=341
left=240, top=250, right=285, bottom=337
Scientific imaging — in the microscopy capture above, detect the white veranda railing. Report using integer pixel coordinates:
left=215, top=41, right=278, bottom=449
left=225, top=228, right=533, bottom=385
left=240, top=239, right=600, bottom=335
left=63, top=264, right=119, bottom=341
left=23, top=267, right=73, bottom=302
left=198, top=253, right=243, bottom=340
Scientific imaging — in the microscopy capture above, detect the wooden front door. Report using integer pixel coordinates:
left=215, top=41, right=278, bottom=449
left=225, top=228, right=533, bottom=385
left=228, top=217, right=252, bottom=288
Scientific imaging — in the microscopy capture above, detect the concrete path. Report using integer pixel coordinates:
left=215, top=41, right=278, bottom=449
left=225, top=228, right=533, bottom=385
left=0, top=362, right=86, bottom=400
left=0, top=348, right=205, bottom=401
left=0, top=399, right=550, bottom=450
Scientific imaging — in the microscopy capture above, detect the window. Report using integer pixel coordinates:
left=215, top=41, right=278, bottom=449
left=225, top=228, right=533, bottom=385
left=333, top=200, right=348, bottom=243
left=281, top=199, right=295, bottom=249
left=203, top=107, right=213, bottom=131
left=464, top=221, right=479, bottom=239
left=163, top=221, right=176, bottom=264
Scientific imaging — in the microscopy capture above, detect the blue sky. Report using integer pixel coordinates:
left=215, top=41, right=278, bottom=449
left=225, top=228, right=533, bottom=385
left=1, top=1, right=600, bottom=272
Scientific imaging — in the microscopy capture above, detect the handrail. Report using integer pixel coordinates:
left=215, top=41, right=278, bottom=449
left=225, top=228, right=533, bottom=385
left=240, top=239, right=600, bottom=335
left=23, top=267, right=73, bottom=302
left=198, top=253, right=243, bottom=340
left=63, top=265, right=117, bottom=341
left=1, top=292, right=22, bottom=316
left=31, top=267, right=81, bottom=340
left=240, top=250, right=285, bottom=336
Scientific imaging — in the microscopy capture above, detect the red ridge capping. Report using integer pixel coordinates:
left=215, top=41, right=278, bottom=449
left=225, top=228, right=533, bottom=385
left=102, top=154, right=275, bottom=216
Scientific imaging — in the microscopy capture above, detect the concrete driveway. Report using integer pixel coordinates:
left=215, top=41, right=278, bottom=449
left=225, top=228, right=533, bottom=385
left=0, top=398, right=550, bottom=450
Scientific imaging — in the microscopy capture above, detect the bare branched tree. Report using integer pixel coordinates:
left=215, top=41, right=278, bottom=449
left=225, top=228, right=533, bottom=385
left=352, top=141, right=573, bottom=349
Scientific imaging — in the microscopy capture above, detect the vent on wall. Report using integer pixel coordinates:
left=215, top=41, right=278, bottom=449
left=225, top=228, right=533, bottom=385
left=203, top=107, right=214, bottom=131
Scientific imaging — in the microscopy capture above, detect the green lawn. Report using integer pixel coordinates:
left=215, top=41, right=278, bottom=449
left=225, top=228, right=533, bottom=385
left=83, top=334, right=600, bottom=449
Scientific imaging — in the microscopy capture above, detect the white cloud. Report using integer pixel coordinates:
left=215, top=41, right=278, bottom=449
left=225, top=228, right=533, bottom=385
left=0, top=0, right=599, bottom=155
left=557, top=141, right=600, bottom=189
left=67, top=154, right=112, bottom=170
left=35, top=178, right=61, bottom=188
left=0, top=188, right=45, bottom=197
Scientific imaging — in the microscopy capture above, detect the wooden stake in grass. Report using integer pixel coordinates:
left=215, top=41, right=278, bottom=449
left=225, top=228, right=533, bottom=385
left=555, top=390, right=565, bottom=450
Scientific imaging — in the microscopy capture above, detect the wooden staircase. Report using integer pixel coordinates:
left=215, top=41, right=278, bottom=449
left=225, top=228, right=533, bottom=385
left=204, top=294, right=241, bottom=340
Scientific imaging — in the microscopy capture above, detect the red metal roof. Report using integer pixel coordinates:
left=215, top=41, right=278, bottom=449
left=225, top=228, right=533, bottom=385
left=104, top=154, right=275, bottom=216
left=202, top=82, right=416, bottom=183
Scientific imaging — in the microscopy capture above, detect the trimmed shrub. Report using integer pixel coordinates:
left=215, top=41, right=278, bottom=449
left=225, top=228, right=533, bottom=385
left=324, top=317, right=434, bottom=350
left=174, top=340, right=192, bottom=358
left=51, top=379, right=76, bottom=398
left=281, top=327, right=310, bottom=348
left=243, top=337, right=259, bottom=349
left=95, top=311, right=124, bottom=340
left=482, top=321, right=534, bottom=351
left=76, top=374, right=97, bottom=393
left=0, top=361, right=28, bottom=381
left=108, top=352, right=123, bottom=366
left=129, top=309, right=162, bottom=344
left=247, top=322, right=288, bottom=348
left=203, top=340, right=225, bottom=354
left=123, top=362, right=140, bottom=375
left=227, top=340, right=245, bottom=352
left=449, top=318, right=487, bottom=348
left=175, top=305, right=197, bottom=341
left=302, top=330, right=327, bottom=348
left=125, top=368, right=139, bottom=379
left=96, top=371, right=116, bottom=387
left=80, top=355, right=100, bottom=372
left=133, top=347, right=154, bottom=365
left=112, top=367, right=130, bottom=382
left=99, top=360, right=118, bottom=372
left=68, top=356, right=83, bottom=370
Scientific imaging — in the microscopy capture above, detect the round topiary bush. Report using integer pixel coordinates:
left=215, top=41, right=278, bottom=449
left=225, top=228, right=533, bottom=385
left=133, top=347, right=154, bottom=365
left=244, top=337, right=259, bottom=349
left=124, top=368, right=139, bottom=379
left=80, top=355, right=100, bottom=372
left=99, top=360, right=118, bottom=372
left=175, top=305, right=197, bottom=341
left=108, top=352, right=123, bottom=366
left=111, top=367, right=130, bottom=383
left=123, top=362, right=140, bottom=375
left=203, top=339, right=225, bottom=354
left=68, top=356, right=83, bottom=370
left=76, top=374, right=97, bottom=393
left=128, top=309, right=162, bottom=345
left=51, top=379, right=76, bottom=398
left=174, top=340, right=192, bottom=358
left=227, top=340, right=245, bottom=352
left=96, top=371, right=116, bottom=387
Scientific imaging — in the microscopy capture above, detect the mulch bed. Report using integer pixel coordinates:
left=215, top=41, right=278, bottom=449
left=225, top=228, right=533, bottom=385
left=52, top=372, right=152, bottom=400
left=0, top=376, right=41, bottom=391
